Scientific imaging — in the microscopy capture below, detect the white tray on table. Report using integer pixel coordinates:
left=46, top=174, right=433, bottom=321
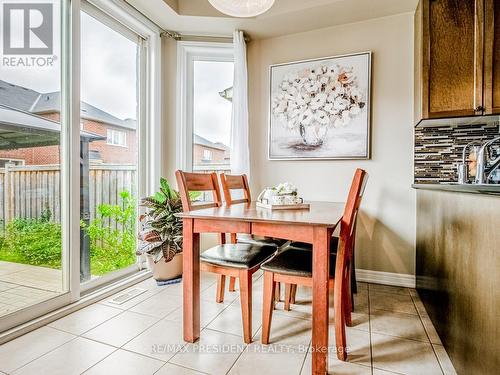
left=256, top=201, right=310, bottom=210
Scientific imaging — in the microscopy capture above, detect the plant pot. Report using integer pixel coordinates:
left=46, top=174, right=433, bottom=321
left=299, top=122, right=329, bottom=146
left=146, top=253, right=183, bottom=281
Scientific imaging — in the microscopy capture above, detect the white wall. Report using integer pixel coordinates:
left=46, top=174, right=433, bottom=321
left=247, top=13, right=416, bottom=275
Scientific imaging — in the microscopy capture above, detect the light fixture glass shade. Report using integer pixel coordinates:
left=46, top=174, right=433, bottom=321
left=208, top=0, right=275, bottom=18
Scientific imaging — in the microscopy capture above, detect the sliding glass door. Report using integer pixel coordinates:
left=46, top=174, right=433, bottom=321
left=0, top=0, right=73, bottom=330
left=0, top=0, right=160, bottom=333
left=79, top=2, right=144, bottom=289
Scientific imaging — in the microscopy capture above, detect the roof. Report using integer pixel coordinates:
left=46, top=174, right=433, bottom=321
left=219, top=86, right=233, bottom=102
left=193, top=134, right=229, bottom=151
left=0, top=104, right=105, bottom=150
left=0, top=80, right=136, bottom=130
left=0, top=80, right=40, bottom=112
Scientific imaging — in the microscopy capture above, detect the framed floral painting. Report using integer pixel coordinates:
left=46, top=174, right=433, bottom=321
left=268, top=51, right=371, bottom=160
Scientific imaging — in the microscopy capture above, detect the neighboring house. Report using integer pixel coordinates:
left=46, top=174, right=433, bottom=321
left=193, top=134, right=230, bottom=166
left=0, top=80, right=136, bottom=165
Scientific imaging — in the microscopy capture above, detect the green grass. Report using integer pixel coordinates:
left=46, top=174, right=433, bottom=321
left=0, top=218, right=136, bottom=276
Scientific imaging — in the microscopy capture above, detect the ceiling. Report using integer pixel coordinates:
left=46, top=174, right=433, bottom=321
left=127, top=0, right=419, bottom=40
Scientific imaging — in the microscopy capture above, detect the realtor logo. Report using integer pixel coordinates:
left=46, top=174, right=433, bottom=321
left=3, top=3, right=53, bottom=55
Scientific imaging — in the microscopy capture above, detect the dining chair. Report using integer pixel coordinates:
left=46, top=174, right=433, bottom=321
left=259, top=169, right=368, bottom=359
left=219, top=173, right=288, bottom=298
left=285, top=194, right=363, bottom=310
left=175, top=170, right=277, bottom=343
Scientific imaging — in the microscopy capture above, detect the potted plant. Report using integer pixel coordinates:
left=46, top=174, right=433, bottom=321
left=137, top=178, right=183, bottom=281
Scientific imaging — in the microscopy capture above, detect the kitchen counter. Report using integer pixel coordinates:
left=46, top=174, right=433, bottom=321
left=416, top=189, right=500, bottom=374
left=412, top=183, right=500, bottom=196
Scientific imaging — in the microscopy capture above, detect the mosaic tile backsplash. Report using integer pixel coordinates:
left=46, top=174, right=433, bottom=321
left=414, top=123, right=500, bottom=183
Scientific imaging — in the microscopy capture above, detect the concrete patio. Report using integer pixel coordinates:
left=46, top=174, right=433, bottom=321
left=0, top=261, right=62, bottom=317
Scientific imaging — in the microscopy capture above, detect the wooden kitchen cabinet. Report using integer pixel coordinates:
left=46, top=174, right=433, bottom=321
left=414, top=0, right=500, bottom=123
left=484, top=0, right=500, bottom=114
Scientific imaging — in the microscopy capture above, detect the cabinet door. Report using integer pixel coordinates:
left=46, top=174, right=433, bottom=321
left=484, top=0, right=500, bottom=114
left=423, top=0, right=482, bottom=118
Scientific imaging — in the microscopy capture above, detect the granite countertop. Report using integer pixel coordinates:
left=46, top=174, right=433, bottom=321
left=412, top=183, right=500, bottom=196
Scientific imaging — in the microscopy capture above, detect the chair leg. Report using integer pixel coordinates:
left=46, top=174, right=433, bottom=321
left=229, top=277, right=237, bottom=292
left=343, top=269, right=352, bottom=327
left=239, top=269, right=253, bottom=344
left=228, top=234, right=238, bottom=292
left=216, top=274, right=226, bottom=303
left=261, top=271, right=274, bottom=344
left=274, top=282, right=281, bottom=302
left=334, top=279, right=347, bottom=361
left=290, top=284, right=297, bottom=304
left=284, top=283, right=292, bottom=311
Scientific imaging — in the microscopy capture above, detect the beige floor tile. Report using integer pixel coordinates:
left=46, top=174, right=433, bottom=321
left=335, top=325, right=371, bottom=367
left=48, top=304, right=122, bottom=335
left=433, top=344, right=457, bottom=375
left=371, top=333, right=442, bottom=375
left=253, top=314, right=312, bottom=345
left=372, top=369, right=403, bottom=375
left=164, top=301, right=227, bottom=328
left=229, top=344, right=307, bottom=375
left=170, top=328, right=245, bottom=375
left=411, top=294, right=429, bottom=318
left=82, top=311, right=159, bottom=347
left=369, top=284, right=411, bottom=296
left=370, top=310, right=429, bottom=342
left=129, top=289, right=182, bottom=318
left=12, top=337, right=115, bottom=375
left=0, top=326, right=75, bottom=373
left=421, top=316, right=442, bottom=345
left=301, top=352, right=372, bottom=375
left=206, top=305, right=262, bottom=338
left=155, top=363, right=206, bottom=375
left=83, top=349, right=164, bottom=375
left=201, top=283, right=239, bottom=305
left=123, top=319, right=185, bottom=361
left=369, top=291, right=418, bottom=315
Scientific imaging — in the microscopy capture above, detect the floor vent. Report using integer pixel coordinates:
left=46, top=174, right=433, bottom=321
left=107, top=288, right=147, bottom=305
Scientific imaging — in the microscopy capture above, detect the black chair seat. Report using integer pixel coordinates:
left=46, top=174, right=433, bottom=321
left=237, top=235, right=289, bottom=248
left=200, top=243, right=277, bottom=269
left=260, top=246, right=337, bottom=278
left=289, top=236, right=339, bottom=253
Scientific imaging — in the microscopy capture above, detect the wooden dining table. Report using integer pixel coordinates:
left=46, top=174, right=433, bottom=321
left=177, top=201, right=345, bottom=375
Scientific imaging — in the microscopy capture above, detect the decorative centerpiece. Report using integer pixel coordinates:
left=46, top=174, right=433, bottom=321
left=257, top=182, right=309, bottom=210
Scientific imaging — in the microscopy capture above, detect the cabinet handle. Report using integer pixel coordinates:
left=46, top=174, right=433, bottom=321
left=474, top=106, right=484, bottom=113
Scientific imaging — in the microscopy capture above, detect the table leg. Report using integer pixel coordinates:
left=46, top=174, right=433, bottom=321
left=312, top=227, right=330, bottom=375
left=183, top=218, right=200, bottom=342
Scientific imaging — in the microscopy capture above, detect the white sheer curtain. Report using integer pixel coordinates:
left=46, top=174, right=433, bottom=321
left=230, top=30, right=250, bottom=178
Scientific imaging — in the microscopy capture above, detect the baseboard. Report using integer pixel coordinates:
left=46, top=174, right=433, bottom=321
left=356, top=268, right=416, bottom=288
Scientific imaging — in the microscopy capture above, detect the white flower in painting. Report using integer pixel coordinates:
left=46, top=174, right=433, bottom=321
left=310, top=93, right=327, bottom=110
left=314, top=110, right=329, bottom=125
left=272, top=63, right=365, bottom=131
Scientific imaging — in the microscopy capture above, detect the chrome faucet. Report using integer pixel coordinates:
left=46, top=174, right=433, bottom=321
left=457, top=141, right=481, bottom=184
left=475, top=136, right=500, bottom=184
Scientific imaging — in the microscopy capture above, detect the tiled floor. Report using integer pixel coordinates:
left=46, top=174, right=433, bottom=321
left=0, top=271, right=457, bottom=375
left=0, top=261, right=62, bottom=317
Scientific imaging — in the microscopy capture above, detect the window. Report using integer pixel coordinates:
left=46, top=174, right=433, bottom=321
left=106, top=128, right=127, bottom=147
left=177, top=42, right=234, bottom=174
left=203, top=149, right=213, bottom=161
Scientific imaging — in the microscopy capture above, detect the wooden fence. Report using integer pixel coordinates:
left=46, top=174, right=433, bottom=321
left=0, top=164, right=136, bottom=226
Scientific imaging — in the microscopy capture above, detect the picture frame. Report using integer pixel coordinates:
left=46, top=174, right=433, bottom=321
left=268, top=51, right=371, bottom=160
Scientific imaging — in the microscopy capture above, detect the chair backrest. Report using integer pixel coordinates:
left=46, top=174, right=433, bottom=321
left=175, top=170, right=223, bottom=212
left=338, top=169, right=368, bottom=261
left=220, top=173, right=251, bottom=206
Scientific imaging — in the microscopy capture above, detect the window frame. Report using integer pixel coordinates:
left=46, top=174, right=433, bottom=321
left=176, top=41, right=234, bottom=172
